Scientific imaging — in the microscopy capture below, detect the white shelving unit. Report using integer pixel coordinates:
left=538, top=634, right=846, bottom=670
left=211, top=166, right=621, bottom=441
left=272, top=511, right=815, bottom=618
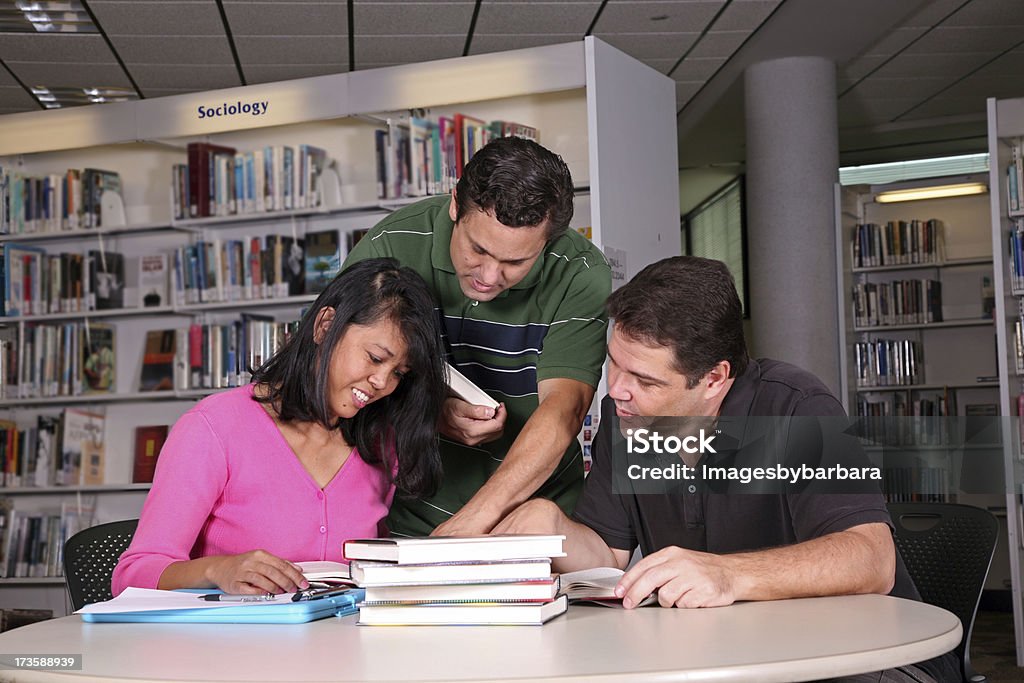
left=835, top=176, right=1011, bottom=598
left=987, top=95, right=1024, bottom=666
left=0, top=37, right=680, bottom=615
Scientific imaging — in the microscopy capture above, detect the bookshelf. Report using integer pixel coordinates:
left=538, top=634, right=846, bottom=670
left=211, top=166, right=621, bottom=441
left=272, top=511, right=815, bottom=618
left=0, top=37, right=679, bottom=615
left=835, top=175, right=1001, bottom=506
left=987, top=95, right=1024, bottom=666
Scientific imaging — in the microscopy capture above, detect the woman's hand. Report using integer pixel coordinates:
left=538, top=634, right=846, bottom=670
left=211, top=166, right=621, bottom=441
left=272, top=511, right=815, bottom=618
left=204, top=550, right=309, bottom=594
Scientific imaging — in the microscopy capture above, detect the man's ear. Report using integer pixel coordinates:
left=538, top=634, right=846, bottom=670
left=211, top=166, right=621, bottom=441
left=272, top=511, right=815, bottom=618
left=313, top=307, right=335, bottom=344
left=703, top=361, right=732, bottom=399
left=449, top=190, right=458, bottom=222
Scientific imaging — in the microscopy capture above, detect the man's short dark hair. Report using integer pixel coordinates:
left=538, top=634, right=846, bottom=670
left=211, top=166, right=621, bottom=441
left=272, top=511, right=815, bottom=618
left=606, top=256, right=749, bottom=388
left=455, top=136, right=574, bottom=241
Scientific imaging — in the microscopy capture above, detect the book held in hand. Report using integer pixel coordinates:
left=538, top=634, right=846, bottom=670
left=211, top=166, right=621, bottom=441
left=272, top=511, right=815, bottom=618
left=344, top=534, right=565, bottom=565
left=357, top=593, right=567, bottom=626
left=445, top=362, right=499, bottom=410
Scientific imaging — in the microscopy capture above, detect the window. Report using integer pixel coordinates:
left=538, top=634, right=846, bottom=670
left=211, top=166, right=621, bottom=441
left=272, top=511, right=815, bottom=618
left=681, top=177, right=749, bottom=316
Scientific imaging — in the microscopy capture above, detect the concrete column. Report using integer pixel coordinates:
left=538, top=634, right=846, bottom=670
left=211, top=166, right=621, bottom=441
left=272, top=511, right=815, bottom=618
left=744, top=56, right=840, bottom=394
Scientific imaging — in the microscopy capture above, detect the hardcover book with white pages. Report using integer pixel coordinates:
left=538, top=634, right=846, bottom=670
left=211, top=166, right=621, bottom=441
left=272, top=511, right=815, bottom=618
left=445, top=362, right=499, bottom=410
left=357, top=593, right=568, bottom=626
left=559, top=567, right=659, bottom=607
left=362, top=577, right=559, bottom=604
left=350, top=558, right=553, bottom=586
left=343, top=534, right=565, bottom=565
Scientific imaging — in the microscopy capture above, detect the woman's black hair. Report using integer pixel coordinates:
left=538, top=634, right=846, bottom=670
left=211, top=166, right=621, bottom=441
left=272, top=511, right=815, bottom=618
left=252, top=257, right=445, bottom=498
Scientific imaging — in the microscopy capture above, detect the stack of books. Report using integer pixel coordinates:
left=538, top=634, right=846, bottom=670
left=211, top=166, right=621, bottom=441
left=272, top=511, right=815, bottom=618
left=344, top=534, right=568, bottom=625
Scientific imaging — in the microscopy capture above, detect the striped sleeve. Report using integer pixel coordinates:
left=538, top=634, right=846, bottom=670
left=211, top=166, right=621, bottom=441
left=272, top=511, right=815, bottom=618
left=536, top=261, right=610, bottom=387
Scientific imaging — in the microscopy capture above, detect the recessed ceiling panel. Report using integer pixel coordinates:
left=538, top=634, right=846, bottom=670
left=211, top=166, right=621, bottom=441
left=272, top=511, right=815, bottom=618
left=686, top=31, right=748, bottom=59
left=111, top=37, right=235, bottom=66
left=234, top=36, right=347, bottom=66
left=870, top=52, right=995, bottom=79
left=712, top=0, right=780, bottom=31
left=676, top=80, right=701, bottom=107
left=594, top=1, right=724, bottom=34
left=672, top=57, right=725, bottom=81
left=0, top=87, right=39, bottom=112
left=245, top=63, right=346, bottom=85
left=88, top=1, right=226, bottom=36
left=355, top=2, right=475, bottom=35
left=354, top=35, right=462, bottom=65
left=223, top=2, right=346, bottom=36
left=6, top=62, right=132, bottom=89
left=470, top=34, right=581, bottom=56
left=903, top=26, right=1024, bottom=54
left=0, top=34, right=115, bottom=62
left=942, top=0, right=1024, bottom=27
left=130, top=64, right=240, bottom=92
left=594, top=32, right=700, bottom=60
left=838, top=97, right=923, bottom=127
left=474, top=2, right=600, bottom=36
left=849, top=77, right=949, bottom=100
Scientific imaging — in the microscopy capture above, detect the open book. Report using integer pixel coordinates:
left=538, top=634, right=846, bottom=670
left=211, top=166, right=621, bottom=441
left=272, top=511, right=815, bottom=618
left=296, top=561, right=356, bottom=587
left=559, top=567, right=658, bottom=607
left=445, top=362, right=499, bottom=410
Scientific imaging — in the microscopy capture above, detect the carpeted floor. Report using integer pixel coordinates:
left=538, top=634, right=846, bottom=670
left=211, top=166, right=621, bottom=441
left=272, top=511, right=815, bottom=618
left=971, top=611, right=1024, bottom=682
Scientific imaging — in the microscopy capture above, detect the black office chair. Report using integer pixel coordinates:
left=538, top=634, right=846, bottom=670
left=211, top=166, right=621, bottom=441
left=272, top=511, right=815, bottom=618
left=63, top=519, right=138, bottom=611
left=887, top=503, right=998, bottom=683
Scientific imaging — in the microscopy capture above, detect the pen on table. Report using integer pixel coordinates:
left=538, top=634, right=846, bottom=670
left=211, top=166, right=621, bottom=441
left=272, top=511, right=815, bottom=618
left=199, top=593, right=277, bottom=602
left=291, top=587, right=352, bottom=602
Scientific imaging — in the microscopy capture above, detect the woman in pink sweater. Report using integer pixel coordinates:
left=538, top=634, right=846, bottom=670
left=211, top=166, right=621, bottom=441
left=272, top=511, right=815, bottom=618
left=112, top=258, right=446, bottom=596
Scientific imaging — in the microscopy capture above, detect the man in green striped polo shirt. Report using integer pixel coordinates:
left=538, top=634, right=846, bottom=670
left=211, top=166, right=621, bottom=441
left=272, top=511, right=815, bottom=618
left=343, top=137, right=611, bottom=537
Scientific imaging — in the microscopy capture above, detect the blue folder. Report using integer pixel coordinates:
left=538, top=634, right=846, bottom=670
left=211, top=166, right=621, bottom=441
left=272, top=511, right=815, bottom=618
left=81, top=589, right=362, bottom=624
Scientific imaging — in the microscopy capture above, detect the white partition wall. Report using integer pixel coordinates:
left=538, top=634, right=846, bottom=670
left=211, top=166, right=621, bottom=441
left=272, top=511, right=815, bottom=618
left=0, top=37, right=679, bottom=614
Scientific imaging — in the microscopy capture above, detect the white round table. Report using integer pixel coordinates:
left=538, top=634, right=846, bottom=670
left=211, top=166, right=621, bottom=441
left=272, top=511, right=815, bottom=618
left=0, top=594, right=961, bottom=683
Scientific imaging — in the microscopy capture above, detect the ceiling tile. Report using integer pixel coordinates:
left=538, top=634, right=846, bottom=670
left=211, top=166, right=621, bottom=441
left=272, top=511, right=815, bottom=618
left=671, top=57, right=725, bottom=81
left=593, top=1, right=724, bottom=34
left=870, top=52, right=994, bottom=79
left=223, top=2, right=346, bottom=36
left=859, top=27, right=930, bottom=59
left=110, top=37, right=236, bottom=66
left=593, top=32, right=699, bottom=60
left=88, top=1, right=227, bottom=36
left=901, top=0, right=975, bottom=28
left=130, top=64, right=240, bottom=91
left=0, top=87, right=38, bottom=111
left=676, top=80, right=702, bottom=107
left=941, top=0, right=1024, bottom=27
left=469, top=34, right=581, bottom=56
left=903, top=26, right=1024, bottom=54
left=848, top=77, right=948, bottom=100
left=6, top=62, right=132, bottom=89
left=245, top=64, right=346, bottom=84
left=0, top=34, right=116, bottom=63
left=838, top=97, right=923, bottom=126
left=474, top=2, right=600, bottom=35
left=899, top=95, right=990, bottom=120
left=686, top=31, right=748, bottom=59
left=234, top=36, right=347, bottom=66
left=355, top=2, right=475, bottom=35
left=711, top=0, right=780, bottom=31
left=354, top=35, right=463, bottom=64
left=839, top=54, right=889, bottom=83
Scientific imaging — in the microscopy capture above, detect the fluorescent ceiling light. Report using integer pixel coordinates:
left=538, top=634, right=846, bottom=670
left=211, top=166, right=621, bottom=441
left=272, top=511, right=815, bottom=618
left=840, top=153, right=989, bottom=186
left=875, top=182, right=988, bottom=203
